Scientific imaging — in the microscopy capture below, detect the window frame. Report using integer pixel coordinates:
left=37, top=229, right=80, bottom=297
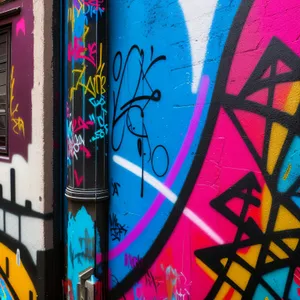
left=0, top=0, right=15, bottom=5
left=0, top=25, right=11, bottom=155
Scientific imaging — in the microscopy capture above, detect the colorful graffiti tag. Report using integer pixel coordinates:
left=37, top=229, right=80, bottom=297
left=108, top=0, right=300, bottom=299
left=65, top=0, right=108, bottom=298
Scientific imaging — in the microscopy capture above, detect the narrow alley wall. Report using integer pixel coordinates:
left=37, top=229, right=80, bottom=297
left=108, top=0, right=300, bottom=299
left=0, top=0, right=54, bottom=299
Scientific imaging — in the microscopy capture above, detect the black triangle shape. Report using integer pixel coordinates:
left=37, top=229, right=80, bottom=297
left=239, top=37, right=300, bottom=99
left=194, top=243, right=233, bottom=275
left=210, top=172, right=263, bottom=239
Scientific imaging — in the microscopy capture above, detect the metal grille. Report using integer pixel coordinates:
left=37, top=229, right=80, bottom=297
left=0, top=27, right=10, bottom=155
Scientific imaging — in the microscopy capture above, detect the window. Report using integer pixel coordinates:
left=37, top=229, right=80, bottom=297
left=0, top=26, right=10, bottom=154
left=0, top=0, right=11, bottom=5
left=0, top=0, right=14, bottom=4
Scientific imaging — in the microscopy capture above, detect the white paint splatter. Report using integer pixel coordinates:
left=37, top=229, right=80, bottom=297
left=178, top=0, right=218, bottom=93
left=16, top=249, right=20, bottom=266
left=113, top=155, right=224, bottom=244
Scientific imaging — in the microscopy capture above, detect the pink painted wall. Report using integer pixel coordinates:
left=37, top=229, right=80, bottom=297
left=0, top=0, right=33, bottom=161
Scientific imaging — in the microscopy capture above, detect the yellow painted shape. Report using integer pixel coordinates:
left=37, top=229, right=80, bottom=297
left=285, top=81, right=300, bottom=115
left=215, top=282, right=231, bottom=300
left=265, top=255, right=274, bottom=263
left=215, top=284, right=242, bottom=300
left=227, top=262, right=251, bottom=291
left=283, top=164, right=292, bottom=180
left=267, top=122, right=288, bottom=174
left=282, top=238, right=299, bottom=251
left=215, top=282, right=241, bottom=300
left=261, top=184, right=272, bottom=233
left=0, top=243, right=36, bottom=299
left=68, top=8, right=75, bottom=32
left=269, top=242, right=288, bottom=259
left=237, top=244, right=261, bottom=268
left=275, top=205, right=300, bottom=232
left=231, top=290, right=242, bottom=300
left=221, top=258, right=228, bottom=267
left=195, top=258, right=217, bottom=281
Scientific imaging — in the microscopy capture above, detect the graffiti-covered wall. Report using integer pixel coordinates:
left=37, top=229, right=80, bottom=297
left=108, top=0, right=300, bottom=299
left=0, top=0, right=55, bottom=298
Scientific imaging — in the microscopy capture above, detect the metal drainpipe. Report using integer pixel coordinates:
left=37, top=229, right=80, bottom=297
left=64, top=0, right=109, bottom=299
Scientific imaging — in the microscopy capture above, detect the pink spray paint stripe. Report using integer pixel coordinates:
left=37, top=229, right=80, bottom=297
left=97, top=75, right=210, bottom=264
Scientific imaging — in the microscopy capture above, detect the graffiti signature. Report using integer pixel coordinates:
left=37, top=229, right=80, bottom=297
left=109, top=213, right=128, bottom=241
left=10, top=66, right=25, bottom=136
left=112, top=45, right=169, bottom=197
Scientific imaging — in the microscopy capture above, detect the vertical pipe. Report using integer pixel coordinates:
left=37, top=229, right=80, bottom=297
left=64, top=0, right=109, bottom=298
left=65, top=2, right=108, bottom=201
